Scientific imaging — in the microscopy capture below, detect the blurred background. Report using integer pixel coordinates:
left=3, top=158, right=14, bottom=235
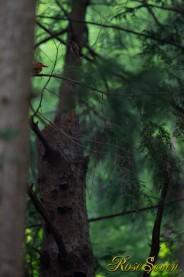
left=27, top=0, right=184, bottom=276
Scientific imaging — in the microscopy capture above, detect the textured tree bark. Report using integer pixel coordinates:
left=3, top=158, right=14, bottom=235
left=0, top=1, right=36, bottom=277
left=38, top=0, right=94, bottom=276
left=38, top=121, right=94, bottom=277
left=38, top=0, right=94, bottom=277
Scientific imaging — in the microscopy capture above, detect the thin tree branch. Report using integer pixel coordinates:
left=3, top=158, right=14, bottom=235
left=36, top=16, right=184, bottom=50
left=34, top=28, right=67, bottom=48
left=34, top=40, right=59, bottom=117
left=142, top=0, right=162, bottom=28
left=36, top=73, right=110, bottom=95
left=36, top=73, right=183, bottom=98
left=88, top=196, right=184, bottom=223
left=36, top=21, right=93, bottom=62
left=135, top=0, right=184, bottom=14
left=36, top=21, right=67, bottom=46
left=55, top=0, right=70, bottom=20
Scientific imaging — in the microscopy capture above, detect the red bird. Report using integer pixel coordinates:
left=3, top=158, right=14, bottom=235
left=33, top=62, right=48, bottom=76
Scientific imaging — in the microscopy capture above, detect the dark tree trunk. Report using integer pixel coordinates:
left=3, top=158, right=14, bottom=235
left=38, top=120, right=94, bottom=277
left=38, top=1, right=94, bottom=276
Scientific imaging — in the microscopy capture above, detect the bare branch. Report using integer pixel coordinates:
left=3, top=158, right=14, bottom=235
left=36, top=21, right=67, bottom=46
left=35, top=74, right=181, bottom=98
left=36, top=21, right=93, bottom=62
left=88, top=196, right=184, bottom=223
left=35, top=28, right=67, bottom=48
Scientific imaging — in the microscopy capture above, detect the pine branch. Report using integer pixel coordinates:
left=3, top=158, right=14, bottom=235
left=135, top=0, right=184, bottom=14
left=36, top=16, right=184, bottom=50
left=142, top=0, right=162, bottom=28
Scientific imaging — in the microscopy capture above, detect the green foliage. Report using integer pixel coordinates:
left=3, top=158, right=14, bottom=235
left=27, top=0, right=184, bottom=276
left=140, top=121, right=172, bottom=165
left=25, top=228, right=40, bottom=277
left=150, top=243, right=178, bottom=277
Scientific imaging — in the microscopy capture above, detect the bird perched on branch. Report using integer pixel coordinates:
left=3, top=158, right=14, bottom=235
left=33, top=62, right=48, bottom=76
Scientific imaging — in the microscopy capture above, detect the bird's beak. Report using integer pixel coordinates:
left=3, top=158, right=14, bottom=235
left=42, top=64, right=48, bottom=67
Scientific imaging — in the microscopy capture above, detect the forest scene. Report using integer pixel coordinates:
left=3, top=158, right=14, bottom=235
left=0, top=0, right=184, bottom=277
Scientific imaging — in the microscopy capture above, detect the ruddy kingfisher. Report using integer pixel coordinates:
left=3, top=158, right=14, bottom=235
left=33, top=62, right=48, bottom=76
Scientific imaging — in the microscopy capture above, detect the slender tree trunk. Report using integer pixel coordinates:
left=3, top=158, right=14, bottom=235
left=55, top=0, right=89, bottom=121
left=38, top=0, right=94, bottom=276
left=0, top=1, right=36, bottom=277
left=142, top=173, right=171, bottom=277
